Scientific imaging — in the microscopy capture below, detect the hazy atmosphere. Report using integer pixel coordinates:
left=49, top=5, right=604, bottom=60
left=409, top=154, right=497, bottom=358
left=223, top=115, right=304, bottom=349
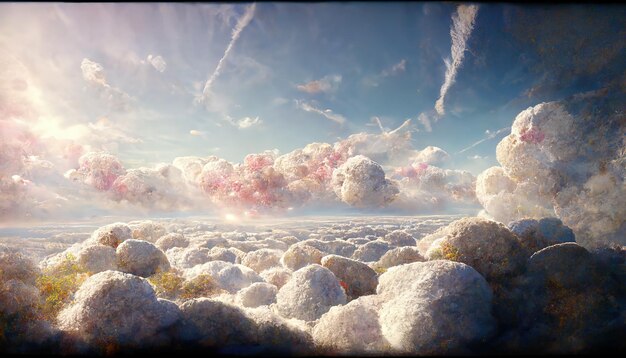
left=1, top=2, right=624, bottom=356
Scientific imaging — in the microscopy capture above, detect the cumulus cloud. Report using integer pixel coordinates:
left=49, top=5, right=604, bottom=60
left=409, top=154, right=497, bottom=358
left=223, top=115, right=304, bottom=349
left=434, top=4, right=479, bottom=116
left=411, top=146, right=449, bottom=166
left=1, top=73, right=474, bottom=222
left=146, top=54, right=166, bottom=72
left=391, top=162, right=477, bottom=213
left=295, top=100, right=346, bottom=125
left=476, top=97, right=625, bottom=248
left=80, top=58, right=133, bottom=111
left=296, top=74, right=342, bottom=94
left=331, top=155, right=399, bottom=208
left=197, top=3, right=256, bottom=105
left=235, top=116, right=262, bottom=129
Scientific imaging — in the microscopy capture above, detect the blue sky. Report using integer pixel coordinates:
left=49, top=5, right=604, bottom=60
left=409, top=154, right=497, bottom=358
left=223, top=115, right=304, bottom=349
left=1, top=2, right=623, bottom=175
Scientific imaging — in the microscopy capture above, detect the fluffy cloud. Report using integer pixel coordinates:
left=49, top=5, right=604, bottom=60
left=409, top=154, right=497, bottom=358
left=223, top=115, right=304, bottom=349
left=331, top=155, right=399, bottom=208
left=476, top=98, right=625, bottom=248
left=411, top=146, right=449, bottom=166
left=1, top=80, right=477, bottom=222
left=146, top=54, right=166, bottom=72
left=235, top=116, right=262, bottom=129
left=81, top=58, right=133, bottom=111
left=391, top=162, right=477, bottom=213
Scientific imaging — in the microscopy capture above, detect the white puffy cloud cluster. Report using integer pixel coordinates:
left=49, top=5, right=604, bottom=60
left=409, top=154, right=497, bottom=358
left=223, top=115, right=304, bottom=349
left=411, top=145, right=450, bottom=166
left=2, top=74, right=483, bottom=221
left=5, top=213, right=625, bottom=354
left=392, top=162, right=477, bottom=212
left=67, top=152, right=126, bottom=191
left=331, top=155, right=399, bottom=208
left=67, top=152, right=200, bottom=212
left=57, top=270, right=181, bottom=348
left=0, top=245, right=54, bottom=351
left=476, top=100, right=625, bottom=247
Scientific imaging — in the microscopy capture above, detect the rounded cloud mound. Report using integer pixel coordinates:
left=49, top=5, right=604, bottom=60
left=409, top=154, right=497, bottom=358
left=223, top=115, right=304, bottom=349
left=476, top=99, right=625, bottom=248
left=77, top=244, right=117, bottom=273
left=377, top=260, right=496, bottom=354
left=89, top=222, right=133, bottom=248
left=331, top=155, right=399, bottom=208
left=508, top=217, right=575, bottom=255
left=412, top=145, right=450, bottom=166
left=69, top=152, right=126, bottom=191
left=313, top=295, right=387, bottom=354
left=321, top=254, right=378, bottom=300
left=275, top=264, right=347, bottom=321
left=116, top=239, right=170, bottom=277
left=425, top=217, right=527, bottom=280
left=57, top=270, right=181, bottom=348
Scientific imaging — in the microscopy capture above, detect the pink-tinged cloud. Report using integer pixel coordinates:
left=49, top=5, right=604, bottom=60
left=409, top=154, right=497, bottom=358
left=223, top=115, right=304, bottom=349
left=296, top=75, right=342, bottom=94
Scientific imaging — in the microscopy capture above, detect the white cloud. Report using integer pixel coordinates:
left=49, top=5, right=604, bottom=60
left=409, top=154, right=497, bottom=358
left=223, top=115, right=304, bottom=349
left=147, top=54, right=166, bottom=72
left=417, top=112, right=433, bottom=132
left=271, top=97, right=289, bottom=106
left=236, top=116, right=262, bottom=129
left=382, top=59, right=407, bottom=77
left=81, top=58, right=107, bottom=86
left=295, top=100, right=346, bottom=125
left=196, top=3, right=256, bottom=105
left=80, top=58, right=132, bottom=111
left=363, top=59, right=407, bottom=87
left=456, top=127, right=509, bottom=154
left=296, top=75, right=342, bottom=94
left=434, top=4, right=479, bottom=116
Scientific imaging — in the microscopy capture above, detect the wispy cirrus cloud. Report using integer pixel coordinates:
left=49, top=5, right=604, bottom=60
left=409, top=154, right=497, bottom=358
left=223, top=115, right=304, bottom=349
left=295, top=100, right=346, bottom=125
left=456, top=126, right=509, bottom=154
left=434, top=4, right=479, bottom=116
left=196, top=3, right=256, bottom=105
left=417, top=111, right=434, bottom=132
left=363, top=59, right=407, bottom=87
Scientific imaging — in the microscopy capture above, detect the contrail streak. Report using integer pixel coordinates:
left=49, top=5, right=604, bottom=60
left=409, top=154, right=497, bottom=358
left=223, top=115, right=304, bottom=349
left=198, top=3, right=256, bottom=103
left=456, top=126, right=510, bottom=154
left=434, top=4, right=479, bottom=116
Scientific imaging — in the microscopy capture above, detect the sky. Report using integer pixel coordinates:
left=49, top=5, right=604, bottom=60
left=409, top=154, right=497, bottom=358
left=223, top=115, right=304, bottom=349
left=1, top=2, right=624, bottom=222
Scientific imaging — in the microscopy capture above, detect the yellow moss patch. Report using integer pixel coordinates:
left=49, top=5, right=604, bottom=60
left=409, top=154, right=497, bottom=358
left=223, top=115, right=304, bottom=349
left=374, top=266, right=388, bottom=275
left=148, top=269, right=185, bottom=299
left=180, top=274, right=224, bottom=300
left=148, top=271, right=224, bottom=301
left=36, top=253, right=90, bottom=321
left=440, top=242, right=462, bottom=262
